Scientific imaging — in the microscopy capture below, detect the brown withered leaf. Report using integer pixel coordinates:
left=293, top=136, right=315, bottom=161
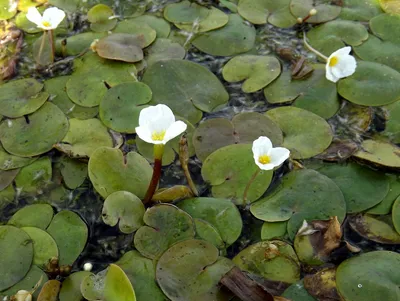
left=152, top=185, right=194, bottom=203
left=37, top=280, right=61, bottom=301
left=304, top=267, right=340, bottom=301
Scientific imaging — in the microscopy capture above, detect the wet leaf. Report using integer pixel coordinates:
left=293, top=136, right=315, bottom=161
left=59, top=271, right=93, bottom=301
left=133, top=15, right=171, bottom=38
left=55, top=32, right=107, bottom=56
left=261, top=221, right=288, bottom=240
left=145, top=38, right=186, bottom=67
left=47, top=210, right=88, bottom=266
left=392, top=196, right=400, bottom=235
left=87, top=4, right=117, bottom=32
left=0, top=0, right=17, bottom=20
left=37, top=280, right=61, bottom=301
left=134, top=204, right=195, bottom=259
left=353, top=139, right=400, bottom=169
left=379, top=0, right=400, bottom=13
left=304, top=268, right=340, bottom=301
left=370, top=13, right=400, bottom=45
left=164, top=0, right=210, bottom=24
left=367, top=175, right=400, bottom=215
left=339, top=0, right=383, bottom=21
left=282, top=280, right=317, bottom=301
left=382, top=101, right=400, bottom=143
left=59, top=157, right=87, bottom=189
left=8, top=204, right=54, bottom=229
left=193, top=219, right=225, bottom=249
left=113, top=20, right=156, bottom=47
left=202, top=144, right=273, bottom=205
left=0, top=169, right=19, bottom=191
left=0, top=145, right=37, bottom=171
left=152, top=186, right=194, bottom=202
left=289, top=0, right=342, bottom=23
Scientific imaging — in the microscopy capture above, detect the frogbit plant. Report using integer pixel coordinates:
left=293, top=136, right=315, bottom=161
left=136, top=104, right=187, bottom=204
left=243, top=136, right=290, bottom=202
left=26, top=7, right=66, bottom=64
left=303, top=32, right=357, bottom=83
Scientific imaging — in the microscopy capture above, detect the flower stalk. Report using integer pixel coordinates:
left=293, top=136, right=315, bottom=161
left=143, top=144, right=164, bottom=205
left=243, top=168, right=260, bottom=202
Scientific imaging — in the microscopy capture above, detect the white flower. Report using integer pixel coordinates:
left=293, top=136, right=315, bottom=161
left=135, top=104, right=187, bottom=145
left=252, top=136, right=290, bottom=170
left=26, top=7, right=66, bottom=30
left=13, top=290, right=32, bottom=301
left=325, top=46, right=357, bottom=83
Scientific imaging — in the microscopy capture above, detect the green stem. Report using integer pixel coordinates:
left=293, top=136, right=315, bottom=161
left=48, top=29, right=55, bottom=63
left=37, top=30, right=47, bottom=64
left=243, top=168, right=261, bottom=203
left=143, top=144, right=164, bottom=205
left=303, top=31, right=328, bottom=61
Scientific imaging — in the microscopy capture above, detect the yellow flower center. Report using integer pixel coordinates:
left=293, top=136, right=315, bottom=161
left=258, top=155, right=271, bottom=164
left=329, top=56, right=339, bottom=67
left=42, top=21, right=51, bottom=27
left=151, top=130, right=166, bottom=141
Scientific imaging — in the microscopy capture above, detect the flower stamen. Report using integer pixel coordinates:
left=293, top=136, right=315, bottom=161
left=329, top=56, right=339, bottom=67
left=151, top=130, right=166, bottom=141
left=42, top=21, right=51, bottom=27
left=258, top=155, right=271, bottom=164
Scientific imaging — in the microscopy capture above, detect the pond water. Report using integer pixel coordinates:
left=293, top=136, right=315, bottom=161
left=1, top=0, right=400, bottom=300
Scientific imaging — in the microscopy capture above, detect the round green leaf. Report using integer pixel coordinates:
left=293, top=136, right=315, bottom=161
left=339, top=0, right=383, bottom=21
left=156, top=239, right=234, bottom=301
left=99, top=82, right=152, bottom=133
left=261, top=221, right=288, bottom=240
left=392, top=196, right=400, bottom=235
left=382, top=99, right=400, bottom=143
left=15, top=11, right=42, bottom=33
left=282, top=280, right=317, bottom=301
left=0, top=0, right=17, bottom=20
left=177, top=197, right=243, bottom=246
left=368, top=175, right=400, bottom=215
left=102, top=191, right=145, bottom=234
left=0, top=169, right=19, bottom=191
left=59, top=271, right=93, bottom=301
left=315, top=162, right=390, bottom=213
left=55, top=32, right=107, bottom=56
left=8, top=204, right=54, bottom=229
left=142, top=59, right=229, bottom=124
left=21, top=227, right=59, bottom=266
left=336, top=251, right=400, bottom=301
left=144, top=38, right=186, bottom=67
left=201, top=144, right=273, bottom=205
left=353, top=139, right=400, bottom=169
left=192, top=14, right=256, bottom=56
left=47, top=210, right=88, bottom=266
left=0, top=145, right=37, bottom=171
left=88, top=147, right=152, bottom=199
left=113, top=20, right=156, bottom=47
left=370, top=13, right=400, bottom=46
left=250, top=169, right=346, bottom=239
left=94, top=34, right=144, bottom=63
left=338, top=61, right=400, bottom=106
left=289, top=0, right=341, bottom=23
left=266, top=107, right=333, bottom=159
left=192, top=219, right=225, bottom=249
left=233, top=240, right=300, bottom=283
left=175, top=7, right=229, bottom=33
left=193, top=112, right=283, bottom=161
left=222, top=55, right=281, bottom=93
left=59, top=157, right=88, bottom=189
left=164, top=0, right=210, bottom=24
left=56, top=118, right=114, bottom=158
left=87, top=4, right=117, bottom=32
left=15, top=157, right=52, bottom=196
left=133, top=15, right=171, bottom=38
left=134, top=204, right=195, bottom=259
left=0, top=102, right=69, bottom=157
left=0, top=225, right=33, bottom=291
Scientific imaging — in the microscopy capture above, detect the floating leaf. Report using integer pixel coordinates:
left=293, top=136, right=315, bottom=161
left=282, top=280, right=317, bottom=301
left=87, top=4, right=117, bottom=32
left=0, top=169, right=18, bottom=191
left=250, top=169, right=346, bottom=239
left=349, top=214, right=400, bottom=244
left=0, top=0, right=17, bottom=20
left=144, top=38, right=186, bottom=67
left=392, top=196, right=400, bottom=235
left=37, top=280, right=61, bottom=301
left=336, top=251, right=400, bottom=301
left=223, top=55, right=281, bottom=93
left=156, top=239, right=234, bottom=300
left=8, top=204, right=54, bottom=229
left=382, top=98, right=400, bottom=143
left=59, top=271, right=93, bottom=301
left=0, top=225, right=33, bottom=291
left=339, top=0, right=383, bottom=21
left=142, top=59, right=229, bottom=124
left=233, top=240, right=300, bottom=283
left=370, top=13, right=400, bottom=45
left=56, top=118, right=114, bottom=158
left=0, top=145, right=37, bottom=171
left=15, top=157, right=52, bottom=196
left=88, top=147, right=152, bottom=199
left=379, top=0, right=400, bottom=13
left=193, top=112, right=282, bottom=161
left=192, top=14, right=256, bottom=56
left=353, top=139, right=400, bottom=169
left=261, top=221, right=288, bottom=240
left=177, top=197, right=243, bottom=246
left=116, top=251, right=166, bottom=301
left=56, top=32, right=107, bottom=56
left=113, top=20, right=156, bottom=47
left=266, top=107, right=333, bottom=159
left=192, top=219, right=225, bottom=249
left=21, top=227, right=59, bottom=266
left=289, top=0, right=342, bottom=23
left=133, top=15, right=171, bottom=38
left=99, top=82, right=152, bottom=133
left=59, top=157, right=87, bottom=189
left=164, top=0, right=210, bottom=24
left=175, top=7, right=229, bottom=33
left=0, top=102, right=69, bottom=157
left=47, top=210, right=88, bottom=266
left=238, top=0, right=296, bottom=27
left=102, top=191, right=145, bottom=234
left=367, top=175, right=400, bottom=215
left=304, top=268, right=339, bottom=301
left=152, top=185, right=194, bottom=202
left=202, top=144, right=273, bottom=205
left=314, top=162, right=390, bottom=213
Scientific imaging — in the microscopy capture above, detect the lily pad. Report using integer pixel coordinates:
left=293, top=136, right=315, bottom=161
left=201, top=144, right=273, bottom=205
left=367, top=175, right=400, bottom=215
left=0, top=169, right=18, bottom=191
left=192, top=219, right=225, bottom=249
left=315, top=162, right=390, bottom=213
left=116, top=251, right=166, bottom=301
left=289, top=0, right=342, bottom=23
left=222, top=55, right=281, bottom=93
left=193, top=112, right=283, bottom=161
left=102, top=191, right=145, bottom=234
left=133, top=15, right=171, bottom=38
left=113, top=20, right=156, bottom=47
left=336, top=251, right=400, bottom=301
left=8, top=204, right=54, bottom=229
left=266, top=107, right=333, bottom=159
left=353, top=139, right=400, bottom=169
left=339, top=0, right=383, bottom=21
left=47, top=210, right=88, bottom=266
left=55, top=32, right=107, bottom=56
left=261, top=221, right=288, bottom=240
left=382, top=100, right=400, bottom=143
left=0, top=0, right=17, bottom=20
left=379, top=0, right=400, bottom=13
left=192, top=14, right=256, bottom=56
left=348, top=214, right=400, bottom=244
left=0, top=145, right=37, bottom=171
left=338, top=61, right=400, bottom=106
left=392, top=196, right=400, bottom=235
left=21, top=227, right=59, bottom=266
left=177, top=197, right=243, bottom=246
left=0, top=225, right=33, bottom=291
left=59, top=157, right=88, bottom=189
left=134, top=204, right=195, bottom=259
left=145, top=39, right=186, bottom=67
left=370, top=14, right=400, bottom=45
left=87, top=4, right=117, bottom=32
left=233, top=240, right=300, bottom=283
left=99, top=82, right=152, bottom=133
left=164, top=0, right=210, bottom=24
left=15, top=157, right=52, bottom=196
left=282, top=280, right=317, bottom=301
left=56, top=118, right=114, bottom=158
left=0, top=102, right=69, bottom=157
left=250, top=169, right=346, bottom=239
left=142, top=59, right=229, bottom=124
left=156, top=239, right=234, bottom=300
left=238, top=0, right=296, bottom=27
left=88, top=147, right=152, bottom=199
left=59, top=271, right=93, bottom=301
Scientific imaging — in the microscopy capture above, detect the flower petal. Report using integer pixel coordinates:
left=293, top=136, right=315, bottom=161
left=269, top=147, right=290, bottom=167
left=163, top=120, right=187, bottom=144
left=42, top=7, right=66, bottom=29
left=329, top=46, right=351, bottom=59
left=138, top=104, right=175, bottom=129
left=331, top=54, right=357, bottom=79
left=255, top=161, right=275, bottom=170
left=252, top=136, right=272, bottom=158
left=26, top=7, right=43, bottom=27
left=135, top=126, right=154, bottom=144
